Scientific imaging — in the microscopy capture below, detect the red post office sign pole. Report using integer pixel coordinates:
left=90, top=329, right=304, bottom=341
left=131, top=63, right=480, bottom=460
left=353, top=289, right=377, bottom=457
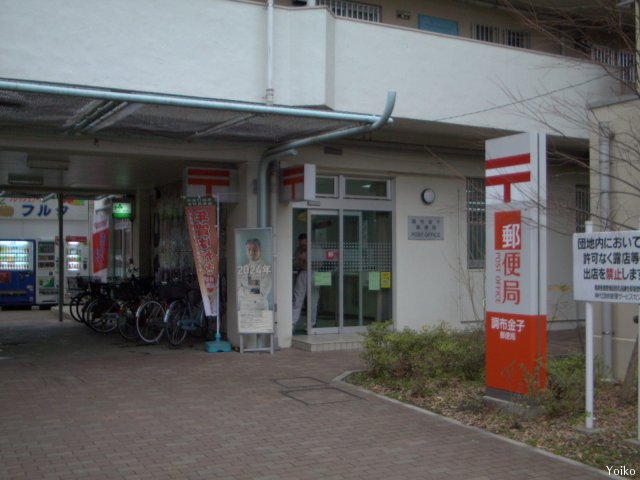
left=485, top=133, right=547, bottom=396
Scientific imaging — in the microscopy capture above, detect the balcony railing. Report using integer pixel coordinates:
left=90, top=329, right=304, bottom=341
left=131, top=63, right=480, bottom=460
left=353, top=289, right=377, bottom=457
left=316, top=0, right=380, bottom=23
left=591, top=44, right=637, bottom=84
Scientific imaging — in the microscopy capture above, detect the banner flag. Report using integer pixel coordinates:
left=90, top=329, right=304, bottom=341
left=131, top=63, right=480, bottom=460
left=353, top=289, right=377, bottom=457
left=185, top=198, right=219, bottom=317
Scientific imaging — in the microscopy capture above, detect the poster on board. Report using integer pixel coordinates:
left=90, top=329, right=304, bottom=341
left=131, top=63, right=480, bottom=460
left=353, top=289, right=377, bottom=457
left=235, top=228, right=274, bottom=334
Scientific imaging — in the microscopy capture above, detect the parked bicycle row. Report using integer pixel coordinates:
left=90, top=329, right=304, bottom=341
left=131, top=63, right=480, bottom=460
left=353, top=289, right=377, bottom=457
left=67, top=275, right=219, bottom=347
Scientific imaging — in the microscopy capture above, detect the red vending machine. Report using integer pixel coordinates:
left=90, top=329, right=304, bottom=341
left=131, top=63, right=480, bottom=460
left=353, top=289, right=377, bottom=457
left=0, top=239, right=36, bottom=306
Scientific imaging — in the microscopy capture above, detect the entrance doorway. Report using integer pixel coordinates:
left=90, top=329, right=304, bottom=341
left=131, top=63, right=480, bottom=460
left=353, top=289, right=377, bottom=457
left=292, top=208, right=392, bottom=334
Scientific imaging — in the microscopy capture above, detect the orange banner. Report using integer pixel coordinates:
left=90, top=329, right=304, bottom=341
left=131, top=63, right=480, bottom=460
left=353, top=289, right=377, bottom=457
left=185, top=204, right=218, bottom=317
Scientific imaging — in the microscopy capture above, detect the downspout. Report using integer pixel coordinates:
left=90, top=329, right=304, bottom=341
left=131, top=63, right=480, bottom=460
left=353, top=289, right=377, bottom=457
left=266, top=0, right=274, bottom=105
left=599, top=121, right=613, bottom=379
left=257, top=90, right=396, bottom=227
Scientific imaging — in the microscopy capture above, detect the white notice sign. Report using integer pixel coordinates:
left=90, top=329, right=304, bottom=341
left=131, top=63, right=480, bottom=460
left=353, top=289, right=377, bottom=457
left=573, top=230, right=640, bottom=303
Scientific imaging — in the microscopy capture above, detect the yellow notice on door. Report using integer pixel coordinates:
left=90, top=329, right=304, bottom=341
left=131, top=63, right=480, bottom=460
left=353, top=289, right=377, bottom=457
left=314, top=271, right=332, bottom=286
left=381, top=272, right=391, bottom=289
left=368, top=272, right=380, bottom=291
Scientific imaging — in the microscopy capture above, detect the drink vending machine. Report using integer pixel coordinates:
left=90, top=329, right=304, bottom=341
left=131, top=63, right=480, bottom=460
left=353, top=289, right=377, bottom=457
left=57, top=236, right=89, bottom=303
left=36, top=239, right=58, bottom=305
left=0, top=239, right=36, bottom=306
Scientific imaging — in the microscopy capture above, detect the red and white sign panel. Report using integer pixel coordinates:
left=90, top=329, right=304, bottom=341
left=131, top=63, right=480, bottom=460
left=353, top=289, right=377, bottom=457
left=183, top=167, right=238, bottom=202
left=280, top=164, right=316, bottom=202
left=485, top=133, right=547, bottom=396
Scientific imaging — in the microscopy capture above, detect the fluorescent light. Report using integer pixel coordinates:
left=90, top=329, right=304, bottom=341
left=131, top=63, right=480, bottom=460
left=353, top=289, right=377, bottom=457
left=27, top=158, right=69, bottom=170
left=8, top=174, right=44, bottom=186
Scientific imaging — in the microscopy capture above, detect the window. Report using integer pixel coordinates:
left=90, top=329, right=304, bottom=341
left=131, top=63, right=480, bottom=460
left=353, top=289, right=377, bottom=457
left=316, top=0, right=381, bottom=23
left=344, top=177, right=389, bottom=199
left=472, top=24, right=500, bottom=43
left=471, top=23, right=531, bottom=49
left=316, top=175, right=338, bottom=197
left=503, top=29, right=531, bottom=49
left=575, top=184, right=590, bottom=232
left=466, top=178, right=485, bottom=269
left=418, top=15, right=459, bottom=36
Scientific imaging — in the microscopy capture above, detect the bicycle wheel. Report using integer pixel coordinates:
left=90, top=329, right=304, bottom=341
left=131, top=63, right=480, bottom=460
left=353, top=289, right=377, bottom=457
left=85, top=297, right=119, bottom=334
left=136, top=300, right=165, bottom=344
left=69, top=291, right=91, bottom=323
left=117, top=301, right=139, bottom=341
left=165, top=299, right=189, bottom=346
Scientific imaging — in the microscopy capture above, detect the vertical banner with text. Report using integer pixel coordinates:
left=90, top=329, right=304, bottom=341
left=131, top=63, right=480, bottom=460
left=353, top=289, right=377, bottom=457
left=485, top=132, right=547, bottom=396
left=185, top=198, right=219, bottom=317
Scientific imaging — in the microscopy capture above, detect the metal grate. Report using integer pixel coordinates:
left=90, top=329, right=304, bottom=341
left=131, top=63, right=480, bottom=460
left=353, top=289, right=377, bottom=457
left=471, top=23, right=530, bottom=49
left=466, top=177, right=485, bottom=269
left=591, top=45, right=637, bottom=84
left=317, top=0, right=381, bottom=23
left=575, top=184, right=590, bottom=233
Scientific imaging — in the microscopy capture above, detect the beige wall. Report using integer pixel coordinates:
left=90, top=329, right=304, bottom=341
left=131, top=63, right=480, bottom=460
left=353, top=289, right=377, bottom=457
left=590, top=97, right=640, bottom=380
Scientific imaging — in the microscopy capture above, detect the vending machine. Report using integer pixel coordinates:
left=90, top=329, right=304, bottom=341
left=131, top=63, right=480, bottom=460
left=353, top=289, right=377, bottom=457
left=57, top=236, right=89, bottom=302
left=35, top=239, right=59, bottom=305
left=0, top=239, right=36, bottom=306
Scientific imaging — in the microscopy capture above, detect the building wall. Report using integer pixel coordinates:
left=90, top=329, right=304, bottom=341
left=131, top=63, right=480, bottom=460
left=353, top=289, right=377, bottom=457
left=273, top=143, right=582, bottom=346
left=1, top=0, right=620, bottom=138
left=589, top=97, right=640, bottom=380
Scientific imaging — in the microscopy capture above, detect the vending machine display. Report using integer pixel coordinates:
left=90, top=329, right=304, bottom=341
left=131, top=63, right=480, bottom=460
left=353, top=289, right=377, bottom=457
left=36, top=239, right=58, bottom=305
left=57, top=236, right=89, bottom=302
left=0, top=239, right=36, bottom=306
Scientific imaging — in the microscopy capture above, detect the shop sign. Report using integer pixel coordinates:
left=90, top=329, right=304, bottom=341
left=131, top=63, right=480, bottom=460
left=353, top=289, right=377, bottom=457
left=112, top=202, right=132, bottom=219
left=0, top=198, right=88, bottom=221
left=485, top=132, right=547, bottom=396
left=279, top=164, right=316, bottom=202
left=408, top=216, right=443, bottom=240
left=183, top=167, right=238, bottom=203
left=573, top=230, right=640, bottom=303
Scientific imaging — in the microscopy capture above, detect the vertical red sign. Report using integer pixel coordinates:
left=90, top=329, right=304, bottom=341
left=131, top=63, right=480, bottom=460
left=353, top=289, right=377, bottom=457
left=485, top=133, right=547, bottom=396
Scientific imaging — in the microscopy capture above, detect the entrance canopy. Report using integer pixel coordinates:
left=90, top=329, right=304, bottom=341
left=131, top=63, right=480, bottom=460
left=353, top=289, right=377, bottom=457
left=0, top=79, right=388, bottom=197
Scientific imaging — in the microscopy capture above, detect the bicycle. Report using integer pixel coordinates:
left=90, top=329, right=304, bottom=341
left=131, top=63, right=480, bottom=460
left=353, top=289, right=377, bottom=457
left=164, top=286, right=216, bottom=346
left=134, top=280, right=184, bottom=344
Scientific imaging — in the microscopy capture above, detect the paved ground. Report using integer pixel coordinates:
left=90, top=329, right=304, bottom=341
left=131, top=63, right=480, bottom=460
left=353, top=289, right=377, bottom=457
left=0, top=309, right=615, bottom=479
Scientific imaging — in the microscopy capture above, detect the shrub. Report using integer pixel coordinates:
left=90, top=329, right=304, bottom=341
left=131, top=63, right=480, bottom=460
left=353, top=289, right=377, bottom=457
left=538, top=353, right=586, bottom=417
left=360, top=321, right=485, bottom=388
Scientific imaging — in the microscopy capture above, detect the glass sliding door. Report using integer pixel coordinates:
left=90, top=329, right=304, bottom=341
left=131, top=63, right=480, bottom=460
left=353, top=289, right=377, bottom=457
left=292, top=207, right=392, bottom=334
left=343, top=210, right=392, bottom=330
left=308, top=211, right=339, bottom=332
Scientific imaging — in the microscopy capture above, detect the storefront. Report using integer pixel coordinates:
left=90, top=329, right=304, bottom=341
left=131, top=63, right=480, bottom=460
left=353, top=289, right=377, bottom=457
left=291, top=175, right=393, bottom=334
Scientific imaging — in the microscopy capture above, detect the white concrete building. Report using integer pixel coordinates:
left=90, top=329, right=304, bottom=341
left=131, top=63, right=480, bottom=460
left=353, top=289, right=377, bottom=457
left=0, top=0, right=632, bottom=355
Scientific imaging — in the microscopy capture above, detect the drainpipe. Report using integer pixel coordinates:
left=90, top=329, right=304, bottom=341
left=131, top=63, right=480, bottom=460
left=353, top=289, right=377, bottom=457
left=266, top=0, right=274, bottom=105
left=257, top=90, right=396, bottom=227
left=599, top=121, right=613, bottom=379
